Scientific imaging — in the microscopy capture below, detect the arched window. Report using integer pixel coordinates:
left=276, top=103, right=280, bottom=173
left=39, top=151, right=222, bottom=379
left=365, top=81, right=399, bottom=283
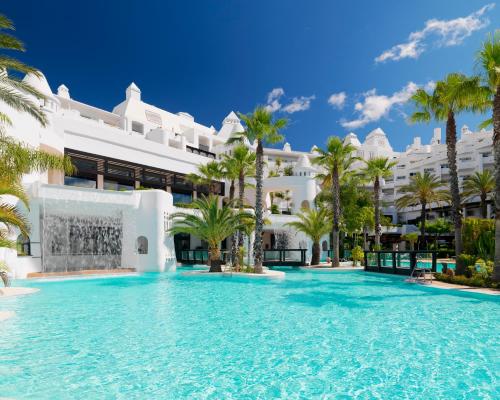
left=137, top=236, right=148, bottom=254
left=17, top=235, right=31, bottom=256
left=322, top=240, right=328, bottom=251
left=301, top=200, right=310, bottom=210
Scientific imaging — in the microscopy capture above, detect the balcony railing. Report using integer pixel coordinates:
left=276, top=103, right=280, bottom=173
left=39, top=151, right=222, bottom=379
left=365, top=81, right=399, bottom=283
left=186, top=145, right=216, bottom=159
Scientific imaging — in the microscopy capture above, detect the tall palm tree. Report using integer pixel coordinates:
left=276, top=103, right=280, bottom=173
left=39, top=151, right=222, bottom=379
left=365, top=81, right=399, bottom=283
left=462, top=170, right=495, bottom=218
left=229, top=107, right=287, bottom=273
left=476, top=31, right=500, bottom=281
left=409, top=73, right=490, bottom=271
left=285, top=207, right=331, bottom=266
left=312, top=136, right=358, bottom=267
left=395, top=172, right=450, bottom=248
left=360, top=157, right=397, bottom=248
left=170, top=196, right=248, bottom=272
left=186, top=160, right=223, bottom=196
left=0, top=14, right=48, bottom=128
left=221, top=145, right=256, bottom=270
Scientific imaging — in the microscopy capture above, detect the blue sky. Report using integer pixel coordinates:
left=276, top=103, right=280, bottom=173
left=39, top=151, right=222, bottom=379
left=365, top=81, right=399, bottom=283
left=3, top=0, right=498, bottom=151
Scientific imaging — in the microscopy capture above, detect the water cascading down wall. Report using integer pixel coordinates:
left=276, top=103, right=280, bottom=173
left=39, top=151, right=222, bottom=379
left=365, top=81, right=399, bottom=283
left=41, top=212, right=124, bottom=272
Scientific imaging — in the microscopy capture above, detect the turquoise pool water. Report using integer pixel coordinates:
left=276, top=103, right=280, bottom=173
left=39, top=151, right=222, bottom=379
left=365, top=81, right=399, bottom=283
left=0, top=269, right=498, bottom=399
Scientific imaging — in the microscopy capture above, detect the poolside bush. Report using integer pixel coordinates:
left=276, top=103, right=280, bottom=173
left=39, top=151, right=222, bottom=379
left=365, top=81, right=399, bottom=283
left=434, top=272, right=499, bottom=289
left=351, top=246, right=364, bottom=266
left=462, top=218, right=495, bottom=261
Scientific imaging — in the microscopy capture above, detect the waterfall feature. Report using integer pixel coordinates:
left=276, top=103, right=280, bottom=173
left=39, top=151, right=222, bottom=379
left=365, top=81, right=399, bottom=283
left=41, top=212, right=123, bottom=272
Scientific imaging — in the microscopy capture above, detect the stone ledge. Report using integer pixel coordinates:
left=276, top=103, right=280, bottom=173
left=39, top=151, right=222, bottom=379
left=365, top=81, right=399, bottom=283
left=181, top=269, right=286, bottom=279
left=427, top=280, right=500, bottom=296
left=0, top=287, right=39, bottom=297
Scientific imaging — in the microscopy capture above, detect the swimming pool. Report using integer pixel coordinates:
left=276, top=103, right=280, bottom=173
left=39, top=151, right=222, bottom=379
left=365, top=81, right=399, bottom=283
left=0, top=269, right=498, bottom=399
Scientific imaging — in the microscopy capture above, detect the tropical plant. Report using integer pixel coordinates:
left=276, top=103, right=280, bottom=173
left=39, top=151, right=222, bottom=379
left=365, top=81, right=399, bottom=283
left=283, top=165, right=294, bottom=176
left=426, top=218, right=453, bottom=249
left=186, top=161, right=223, bottom=196
left=312, top=136, right=358, bottom=267
left=0, top=14, right=74, bottom=271
left=462, top=170, right=494, bottom=218
left=0, top=14, right=48, bottom=129
left=229, top=106, right=287, bottom=273
left=409, top=73, right=490, bottom=272
left=360, top=157, right=397, bottom=249
left=221, top=144, right=256, bottom=270
left=462, top=217, right=495, bottom=261
left=402, top=232, right=419, bottom=251
left=351, top=246, right=364, bottom=266
left=395, top=172, right=450, bottom=248
left=170, top=196, right=248, bottom=272
left=476, top=31, right=500, bottom=281
left=285, top=207, right=331, bottom=266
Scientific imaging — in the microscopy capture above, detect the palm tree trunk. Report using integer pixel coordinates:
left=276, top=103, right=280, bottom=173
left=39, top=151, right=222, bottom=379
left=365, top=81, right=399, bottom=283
left=253, top=140, right=264, bottom=273
left=209, top=246, right=222, bottom=272
left=236, top=172, right=245, bottom=270
left=311, top=241, right=320, bottom=266
left=420, top=201, right=426, bottom=250
left=446, top=111, right=464, bottom=273
left=228, top=179, right=238, bottom=270
left=480, top=193, right=487, bottom=219
left=331, top=165, right=340, bottom=268
left=374, top=176, right=381, bottom=248
left=492, top=86, right=500, bottom=282
left=363, top=225, right=368, bottom=251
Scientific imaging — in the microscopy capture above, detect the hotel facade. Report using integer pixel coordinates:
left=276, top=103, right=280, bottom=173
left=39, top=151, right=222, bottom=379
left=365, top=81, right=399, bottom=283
left=0, top=72, right=494, bottom=278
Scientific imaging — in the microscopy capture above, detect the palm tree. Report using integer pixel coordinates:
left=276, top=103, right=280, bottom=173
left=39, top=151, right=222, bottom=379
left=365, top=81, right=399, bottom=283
left=0, top=179, right=29, bottom=250
left=476, top=31, right=500, bottom=281
left=395, top=172, right=450, bottom=248
left=0, top=15, right=49, bottom=128
left=285, top=207, right=331, bottom=265
left=360, top=157, right=397, bottom=249
left=229, top=107, right=287, bottom=273
left=312, top=136, right=358, bottom=267
left=409, top=73, right=490, bottom=271
left=170, top=196, right=248, bottom=272
left=221, top=145, right=256, bottom=270
left=462, top=170, right=495, bottom=218
left=186, top=160, right=223, bottom=196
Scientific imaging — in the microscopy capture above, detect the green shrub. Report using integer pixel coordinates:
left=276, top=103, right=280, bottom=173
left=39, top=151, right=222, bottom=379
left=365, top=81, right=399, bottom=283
left=434, top=272, right=499, bottom=289
left=456, top=253, right=476, bottom=267
left=462, top=218, right=495, bottom=260
left=351, top=246, right=364, bottom=265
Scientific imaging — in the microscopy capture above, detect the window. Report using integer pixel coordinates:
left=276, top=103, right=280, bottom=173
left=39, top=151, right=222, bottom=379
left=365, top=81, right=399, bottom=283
left=172, top=191, right=193, bottom=205
left=397, top=176, right=406, bottom=180
left=131, top=121, right=144, bottom=134
left=64, top=175, right=96, bottom=189
left=103, top=180, right=134, bottom=191
left=137, top=236, right=148, bottom=254
left=322, top=240, right=328, bottom=251
left=301, top=200, right=310, bottom=210
left=16, top=235, right=31, bottom=256
left=441, top=164, right=449, bottom=169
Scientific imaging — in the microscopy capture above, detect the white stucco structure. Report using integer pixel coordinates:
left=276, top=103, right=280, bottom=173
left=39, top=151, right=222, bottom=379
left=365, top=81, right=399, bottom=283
left=0, top=71, right=494, bottom=277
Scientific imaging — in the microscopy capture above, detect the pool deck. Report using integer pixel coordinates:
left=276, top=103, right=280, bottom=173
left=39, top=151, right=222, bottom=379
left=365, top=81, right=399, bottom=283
left=426, top=280, right=500, bottom=296
left=0, top=287, right=39, bottom=297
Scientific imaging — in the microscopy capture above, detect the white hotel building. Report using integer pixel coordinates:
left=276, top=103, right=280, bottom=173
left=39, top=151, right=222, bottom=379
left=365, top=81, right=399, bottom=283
left=0, top=72, right=494, bottom=278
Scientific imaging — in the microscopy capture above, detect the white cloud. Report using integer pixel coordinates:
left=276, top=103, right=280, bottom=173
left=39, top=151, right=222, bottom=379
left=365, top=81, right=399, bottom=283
left=375, top=3, right=495, bottom=63
left=265, top=87, right=284, bottom=112
left=328, top=92, right=347, bottom=109
left=264, top=88, right=315, bottom=113
left=340, top=82, right=426, bottom=130
left=282, top=95, right=316, bottom=113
